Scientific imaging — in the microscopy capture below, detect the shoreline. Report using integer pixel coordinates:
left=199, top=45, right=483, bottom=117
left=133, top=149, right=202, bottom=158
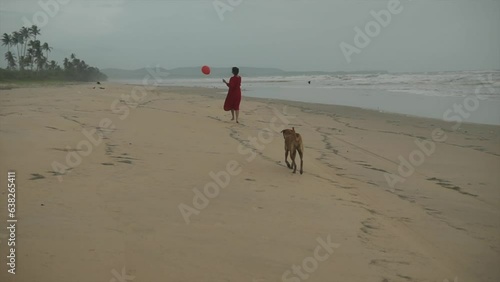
left=116, top=70, right=500, bottom=126
left=0, top=80, right=83, bottom=90
left=154, top=85, right=500, bottom=130
left=3, top=80, right=498, bottom=130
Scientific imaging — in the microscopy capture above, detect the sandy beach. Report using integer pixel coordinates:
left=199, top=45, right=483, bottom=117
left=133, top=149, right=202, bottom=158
left=0, top=83, right=499, bottom=282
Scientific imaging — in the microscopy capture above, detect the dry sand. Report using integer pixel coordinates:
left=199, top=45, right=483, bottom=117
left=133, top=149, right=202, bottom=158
left=0, top=83, right=499, bottom=282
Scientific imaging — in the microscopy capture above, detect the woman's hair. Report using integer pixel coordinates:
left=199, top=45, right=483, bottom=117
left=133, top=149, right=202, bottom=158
left=232, top=67, right=239, bottom=75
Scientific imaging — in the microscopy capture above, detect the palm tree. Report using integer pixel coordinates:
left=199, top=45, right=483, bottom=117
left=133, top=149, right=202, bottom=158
left=42, top=42, right=52, bottom=61
left=2, top=34, right=13, bottom=69
left=4, top=51, right=16, bottom=70
left=77, top=59, right=88, bottom=74
left=71, top=54, right=81, bottom=75
left=63, top=57, right=70, bottom=70
left=24, top=53, right=33, bottom=71
left=26, top=40, right=45, bottom=71
left=34, top=45, right=45, bottom=71
left=48, top=60, right=59, bottom=71
left=29, top=25, right=41, bottom=41
left=28, top=40, right=37, bottom=70
left=20, top=27, right=30, bottom=58
left=2, top=33, right=12, bottom=52
left=36, top=55, right=46, bottom=71
left=11, top=31, right=21, bottom=68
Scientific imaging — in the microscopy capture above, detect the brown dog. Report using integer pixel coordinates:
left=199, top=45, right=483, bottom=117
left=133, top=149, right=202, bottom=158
left=281, top=127, right=304, bottom=174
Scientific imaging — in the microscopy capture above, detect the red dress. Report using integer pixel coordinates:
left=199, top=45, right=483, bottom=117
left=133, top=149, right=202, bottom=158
left=223, top=75, right=242, bottom=111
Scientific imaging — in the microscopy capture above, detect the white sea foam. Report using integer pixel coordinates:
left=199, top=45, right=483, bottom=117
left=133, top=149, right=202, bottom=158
left=156, top=70, right=500, bottom=99
left=121, top=70, right=500, bottom=124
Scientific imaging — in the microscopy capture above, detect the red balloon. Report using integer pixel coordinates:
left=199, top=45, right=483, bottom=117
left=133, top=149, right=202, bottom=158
left=201, top=65, right=211, bottom=75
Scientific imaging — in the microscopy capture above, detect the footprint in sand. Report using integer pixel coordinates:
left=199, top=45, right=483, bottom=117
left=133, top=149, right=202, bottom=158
left=29, top=173, right=45, bottom=180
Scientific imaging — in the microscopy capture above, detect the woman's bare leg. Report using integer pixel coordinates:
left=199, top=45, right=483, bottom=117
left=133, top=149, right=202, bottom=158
left=235, top=110, right=239, bottom=123
left=230, top=110, right=235, bottom=120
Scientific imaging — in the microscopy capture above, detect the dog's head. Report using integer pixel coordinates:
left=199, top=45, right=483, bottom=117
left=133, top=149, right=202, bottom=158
left=281, top=128, right=295, bottom=139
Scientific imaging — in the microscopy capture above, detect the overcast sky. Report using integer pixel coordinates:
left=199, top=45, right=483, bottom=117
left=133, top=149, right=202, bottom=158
left=0, top=0, right=499, bottom=72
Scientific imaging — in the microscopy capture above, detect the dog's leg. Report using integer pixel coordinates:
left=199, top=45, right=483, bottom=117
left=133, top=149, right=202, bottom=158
left=291, top=149, right=297, bottom=173
left=297, top=148, right=304, bottom=175
left=285, top=149, right=292, bottom=169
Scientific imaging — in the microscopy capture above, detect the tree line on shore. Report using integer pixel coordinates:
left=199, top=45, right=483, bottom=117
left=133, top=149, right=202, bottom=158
left=1, top=25, right=107, bottom=82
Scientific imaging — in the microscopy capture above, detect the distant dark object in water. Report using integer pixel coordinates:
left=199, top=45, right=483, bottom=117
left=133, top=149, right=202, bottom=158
left=308, top=81, right=311, bottom=84
left=97, top=81, right=101, bottom=84
left=99, top=87, right=105, bottom=89
left=93, top=87, right=95, bottom=89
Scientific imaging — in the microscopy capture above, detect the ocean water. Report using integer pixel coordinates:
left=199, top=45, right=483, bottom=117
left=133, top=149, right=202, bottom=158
left=119, top=71, right=500, bottom=125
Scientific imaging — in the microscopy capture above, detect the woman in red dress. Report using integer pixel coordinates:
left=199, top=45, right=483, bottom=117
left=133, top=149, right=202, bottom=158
left=223, top=67, right=242, bottom=123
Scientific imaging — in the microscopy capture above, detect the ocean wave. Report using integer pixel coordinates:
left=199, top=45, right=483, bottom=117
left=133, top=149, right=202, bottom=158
left=149, top=70, right=499, bottom=99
